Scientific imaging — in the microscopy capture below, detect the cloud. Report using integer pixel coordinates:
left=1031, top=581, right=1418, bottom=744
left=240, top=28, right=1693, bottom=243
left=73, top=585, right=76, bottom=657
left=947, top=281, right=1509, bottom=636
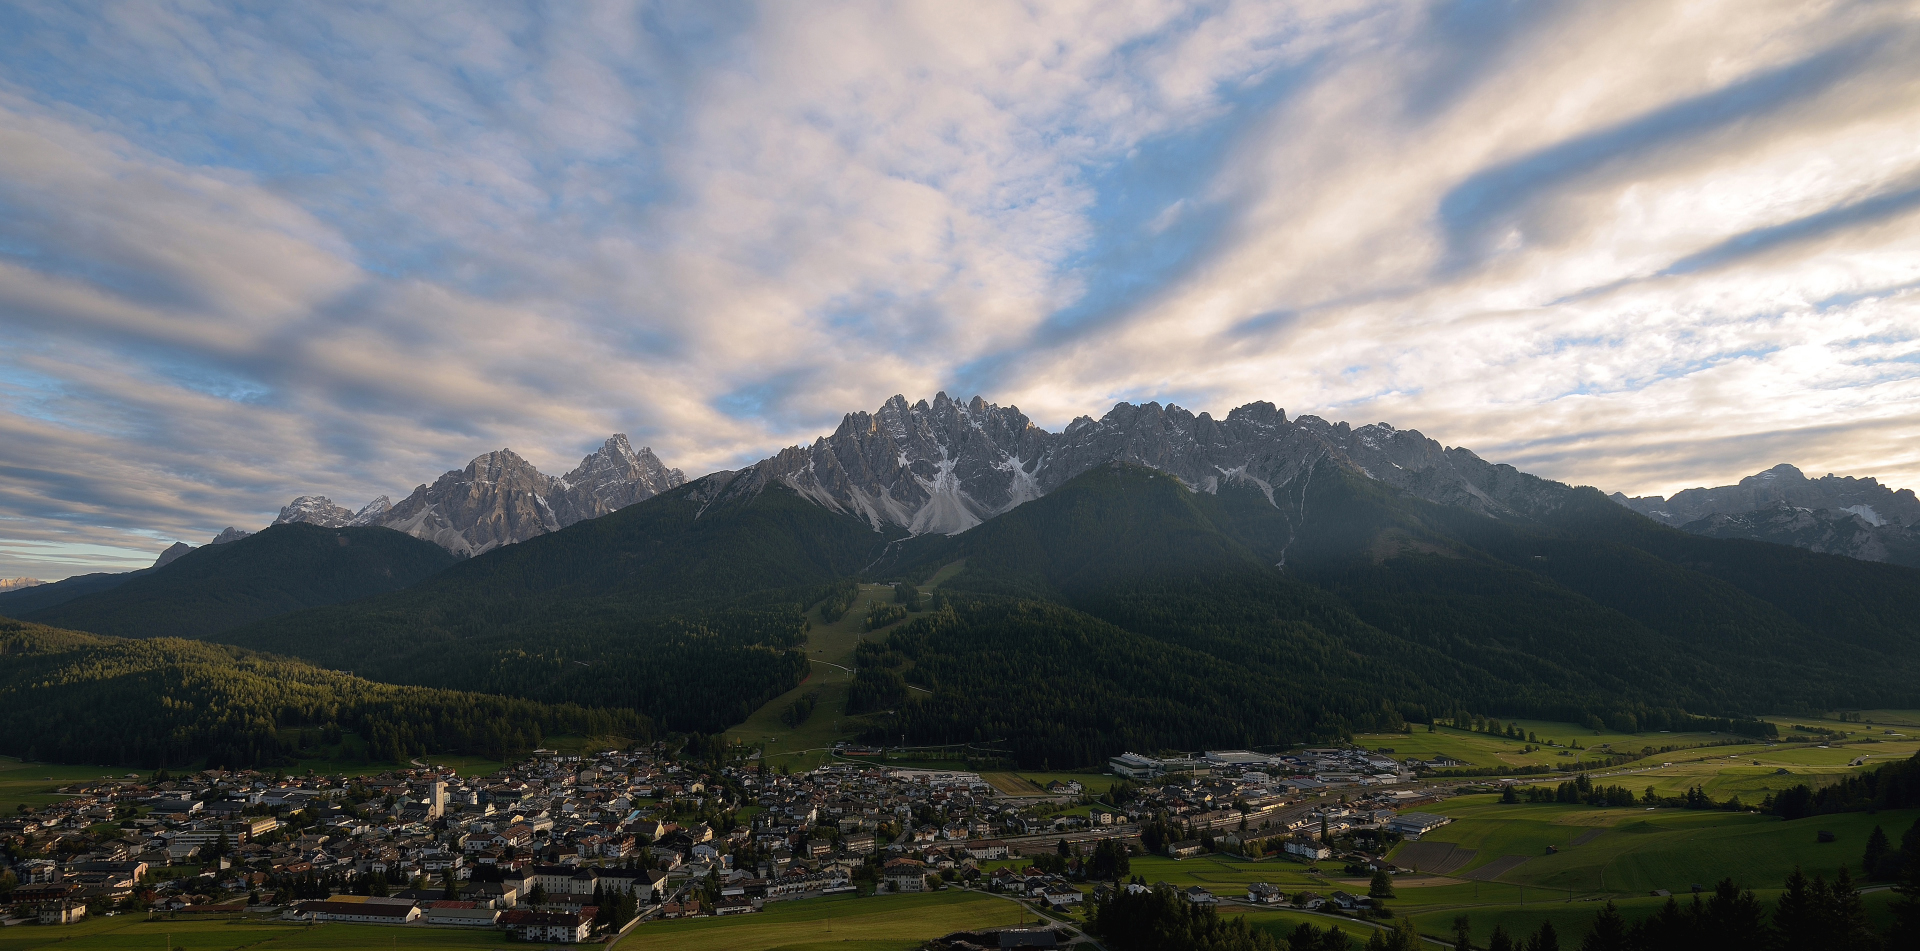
left=0, top=0, right=1917, bottom=578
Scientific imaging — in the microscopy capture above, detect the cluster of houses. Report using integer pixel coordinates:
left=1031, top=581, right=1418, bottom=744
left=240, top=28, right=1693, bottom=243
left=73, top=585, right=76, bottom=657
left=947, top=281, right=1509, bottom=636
left=1108, top=748, right=1411, bottom=787
left=0, top=752, right=1060, bottom=935
left=2, top=742, right=1452, bottom=936
left=0, top=747, right=743, bottom=938
left=1088, top=749, right=1445, bottom=862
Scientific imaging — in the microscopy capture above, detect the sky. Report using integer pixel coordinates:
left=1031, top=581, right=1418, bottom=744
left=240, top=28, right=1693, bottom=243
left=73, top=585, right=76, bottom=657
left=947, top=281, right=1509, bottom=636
left=2, top=0, right=1918, bottom=580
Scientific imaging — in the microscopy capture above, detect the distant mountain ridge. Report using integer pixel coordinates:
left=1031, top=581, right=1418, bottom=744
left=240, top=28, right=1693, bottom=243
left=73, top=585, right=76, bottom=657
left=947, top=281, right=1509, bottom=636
left=15, top=391, right=1919, bottom=770
left=24, top=523, right=457, bottom=640
left=1612, top=463, right=1920, bottom=568
left=274, top=434, right=685, bottom=557
left=706, top=392, right=1571, bottom=540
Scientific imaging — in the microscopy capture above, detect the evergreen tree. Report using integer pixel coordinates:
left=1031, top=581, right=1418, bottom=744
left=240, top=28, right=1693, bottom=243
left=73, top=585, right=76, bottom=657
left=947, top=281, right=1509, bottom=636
left=1451, top=915, right=1473, bottom=951
left=1701, top=878, right=1768, bottom=950
left=1524, top=921, right=1558, bottom=951
left=1487, top=925, right=1516, bottom=951
left=1773, top=867, right=1818, bottom=950
left=1889, top=833, right=1920, bottom=951
left=1829, top=866, right=1873, bottom=950
left=1627, top=896, right=1693, bottom=951
left=1363, top=918, right=1419, bottom=951
left=1578, top=901, right=1625, bottom=951
left=1863, top=825, right=1891, bottom=880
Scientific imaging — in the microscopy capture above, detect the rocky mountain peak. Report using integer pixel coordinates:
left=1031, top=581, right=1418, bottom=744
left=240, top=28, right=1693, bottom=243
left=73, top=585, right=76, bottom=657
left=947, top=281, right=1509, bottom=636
left=210, top=527, right=252, bottom=545
left=152, top=542, right=193, bottom=569
left=717, top=393, right=1569, bottom=538
left=1743, top=463, right=1807, bottom=486
left=560, top=435, right=686, bottom=518
left=271, top=437, right=684, bottom=558
left=1611, top=463, right=1920, bottom=568
left=1615, top=463, right=1919, bottom=528
left=0, top=577, right=43, bottom=591
left=274, top=496, right=358, bottom=528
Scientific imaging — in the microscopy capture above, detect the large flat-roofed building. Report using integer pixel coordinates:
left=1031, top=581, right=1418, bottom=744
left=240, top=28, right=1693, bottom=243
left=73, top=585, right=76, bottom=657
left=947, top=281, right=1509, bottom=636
left=1387, top=812, right=1452, bottom=837
left=1108, top=752, right=1163, bottom=779
left=296, top=899, right=421, bottom=924
left=1204, top=751, right=1273, bottom=769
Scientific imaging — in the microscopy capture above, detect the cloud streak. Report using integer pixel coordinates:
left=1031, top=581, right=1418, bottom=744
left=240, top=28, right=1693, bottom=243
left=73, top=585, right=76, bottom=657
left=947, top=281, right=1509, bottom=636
left=0, top=0, right=1917, bottom=578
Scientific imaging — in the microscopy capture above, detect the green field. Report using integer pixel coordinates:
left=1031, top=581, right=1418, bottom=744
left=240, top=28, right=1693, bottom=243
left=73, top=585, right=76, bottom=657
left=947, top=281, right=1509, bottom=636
left=0, top=914, right=518, bottom=951
left=1356, top=714, right=1920, bottom=805
left=1403, top=889, right=1904, bottom=948
left=1579, top=737, right=1920, bottom=802
left=1112, top=854, right=1361, bottom=895
left=1240, top=909, right=1387, bottom=946
left=613, top=890, right=1029, bottom=951
left=1386, top=797, right=1920, bottom=898
left=0, top=756, right=134, bottom=812
left=1354, top=720, right=1745, bottom=773
left=982, top=771, right=1117, bottom=798
left=724, top=584, right=912, bottom=772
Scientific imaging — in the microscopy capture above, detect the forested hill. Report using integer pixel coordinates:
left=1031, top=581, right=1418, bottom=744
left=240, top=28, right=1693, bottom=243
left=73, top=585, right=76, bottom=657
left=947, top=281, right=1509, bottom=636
left=26, top=523, right=457, bottom=640
left=0, top=568, right=146, bottom=615
left=848, top=463, right=1920, bottom=764
left=106, top=456, right=1920, bottom=771
left=0, top=617, right=647, bottom=768
left=206, top=477, right=891, bottom=734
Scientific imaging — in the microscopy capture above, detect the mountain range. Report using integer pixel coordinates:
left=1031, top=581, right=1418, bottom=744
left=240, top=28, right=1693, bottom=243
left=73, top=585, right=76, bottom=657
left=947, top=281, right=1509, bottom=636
left=1612, top=463, right=1920, bottom=568
left=715, top=393, right=1565, bottom=540
left=272, top=434, right=686, bottom=557
left=6, top=392, right=1919, bottom=769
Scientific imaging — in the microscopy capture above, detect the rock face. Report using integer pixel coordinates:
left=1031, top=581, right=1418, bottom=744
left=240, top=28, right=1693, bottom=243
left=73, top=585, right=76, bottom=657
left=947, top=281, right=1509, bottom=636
left=379, top=449, right=574, bottom=558
left=274, top=496, right=357, bottom=528
left=210, top=527, right=252, bottom=545
left=712, top=392, right=1574, bottom=535
left=274, top=436, right=685, bottom=558
left=0, top=578, right=42, bottom=591
left=1676, top=502, right=1920, bottom=567
left=559, top=435, right=687, bottom=520
left=1612, top=464, right=1920, bottom=567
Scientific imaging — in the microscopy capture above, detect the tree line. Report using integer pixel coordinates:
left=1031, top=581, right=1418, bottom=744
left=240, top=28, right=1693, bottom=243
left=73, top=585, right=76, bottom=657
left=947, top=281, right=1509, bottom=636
left=0, top=619, right=649, bottom=768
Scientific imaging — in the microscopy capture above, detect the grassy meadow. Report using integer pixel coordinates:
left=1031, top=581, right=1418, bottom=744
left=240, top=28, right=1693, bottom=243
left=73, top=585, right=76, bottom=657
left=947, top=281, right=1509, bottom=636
left=725, top=583, right=911, bottom=772
left=982, top=771, right=1118, bottom=798
left=1354, top=720, right=1746, bottom=773
left=613, top=890, right=1029, bottom=951
left=0, top=757, right=137, bottom=812
left=0, top=914, right=518, bottom=951
left=1387, top=796, right=1919, bottom=896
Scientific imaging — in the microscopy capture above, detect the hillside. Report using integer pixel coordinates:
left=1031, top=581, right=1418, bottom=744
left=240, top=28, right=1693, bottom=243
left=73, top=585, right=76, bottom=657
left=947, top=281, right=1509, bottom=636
left=25, top=522, right=458, bottom=639
left=205, top=476, right=897, bottom=733
left=853, top=464, right=1920, bottom=763
left=127, top=440, right=1920, bottom=769
left=0, top=568, right=145, bottom=615
left=0, top=617, right=647, bottom=768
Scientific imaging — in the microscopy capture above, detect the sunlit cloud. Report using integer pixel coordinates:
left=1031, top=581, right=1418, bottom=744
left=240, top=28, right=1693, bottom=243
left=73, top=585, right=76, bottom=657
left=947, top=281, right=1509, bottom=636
left=1, top=0, right=1917, bottom=578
